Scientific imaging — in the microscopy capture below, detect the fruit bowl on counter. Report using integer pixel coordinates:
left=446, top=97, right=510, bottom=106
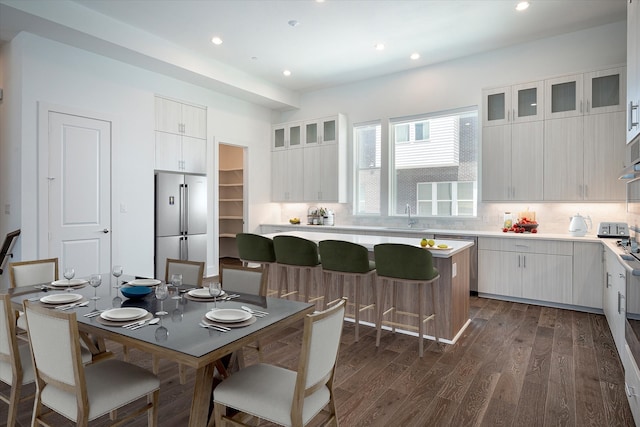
left=503, top=218, right=539, bottom=233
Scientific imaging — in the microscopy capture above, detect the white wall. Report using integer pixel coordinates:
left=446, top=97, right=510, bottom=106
left=272, top=21, right=629, bottom=234
left=0, top=32, right=273, bottom=282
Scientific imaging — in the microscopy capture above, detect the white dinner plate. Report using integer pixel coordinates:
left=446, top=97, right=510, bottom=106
left=188, top=288, right=226, bottom=299
left=206, top=308, right=252, bottom=323
left=127, top=279, right=161, bottom=287
left=101, top=307, right=148, bottom=322
left=50, top=279, right=88, bottom=287
left=40, top=293, right=83, bottom=304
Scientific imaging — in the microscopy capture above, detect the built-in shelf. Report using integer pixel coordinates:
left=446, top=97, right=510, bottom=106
left=219, top=146, right=245, bottom=259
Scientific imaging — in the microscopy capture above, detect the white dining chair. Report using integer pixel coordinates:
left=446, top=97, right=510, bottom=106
left=8, top=258, right=59, bottom=289
left=220, top=263, right=268, bottom=296
left=154, top=258, right=206, bottom=384
left=165, top=258, right=204, bottom=287
left=210, top=297, right=347, bottom=427
left=0, top=293, right=34, bottom=427
left=23, top=300, right=160, bottom=427
left=220, top=263, right=268, bottom=368
left=8, top=258, right=59, bottom=333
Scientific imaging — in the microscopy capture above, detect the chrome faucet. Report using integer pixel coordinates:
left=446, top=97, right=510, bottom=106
left=405, top=203, right=417, bottom=228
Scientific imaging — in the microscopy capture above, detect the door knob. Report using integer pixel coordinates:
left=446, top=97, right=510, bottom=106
left=101, top=229, right=109, bottom=234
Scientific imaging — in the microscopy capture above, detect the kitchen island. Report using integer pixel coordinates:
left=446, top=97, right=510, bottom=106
left=262, top=230, right=473, bottom=343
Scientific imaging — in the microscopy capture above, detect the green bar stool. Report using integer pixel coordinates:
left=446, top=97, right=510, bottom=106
left=373, top=243, right=440, bottom=357
left=273, top=235, right=324, bottom=308
left=319, top=240, right=376, bottom=342
left=236, top=233, right=278, bottom=296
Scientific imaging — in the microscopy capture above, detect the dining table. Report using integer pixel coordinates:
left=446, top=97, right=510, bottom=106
left=8, top=274, right=315, bottom=427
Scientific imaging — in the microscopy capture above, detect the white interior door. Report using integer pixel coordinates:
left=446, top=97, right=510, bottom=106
left=48, top=112, right=111, bottom=277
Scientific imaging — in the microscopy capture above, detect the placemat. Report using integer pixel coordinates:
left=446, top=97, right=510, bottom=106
left=185, top=293, right=226, bottom=302
left=201, top=315, right=256, bottom=328
left=37, top=297, right=89, bottom=308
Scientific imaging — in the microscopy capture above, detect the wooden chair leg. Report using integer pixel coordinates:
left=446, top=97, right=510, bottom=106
left=354, top=275, right=361, bottom=342
left=375, top=278, right=386, bottom=347
left=152, top=355, right=160, bottom=375
left=419, top=282, right=425, bottom=358
left=432, top=280, right=440, bottom=344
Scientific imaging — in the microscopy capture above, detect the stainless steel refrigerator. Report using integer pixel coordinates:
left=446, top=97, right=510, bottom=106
left=155, top=172, right=207, bottom=279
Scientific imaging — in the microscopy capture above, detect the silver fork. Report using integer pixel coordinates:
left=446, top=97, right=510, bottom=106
left=199, top=322, right=230, bottom=332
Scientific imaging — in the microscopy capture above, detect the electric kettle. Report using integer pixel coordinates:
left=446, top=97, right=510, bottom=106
left=569, top=213, right=592, bottom=237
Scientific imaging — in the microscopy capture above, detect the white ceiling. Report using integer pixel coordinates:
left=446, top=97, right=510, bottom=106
left=0, top=0, right=627, bottom=109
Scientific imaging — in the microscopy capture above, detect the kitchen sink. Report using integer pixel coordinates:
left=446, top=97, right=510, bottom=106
left=620, top=254, right=636, bottom=261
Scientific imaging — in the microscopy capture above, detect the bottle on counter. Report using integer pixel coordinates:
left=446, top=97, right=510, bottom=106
left=503, top=212, right=513, bottom=229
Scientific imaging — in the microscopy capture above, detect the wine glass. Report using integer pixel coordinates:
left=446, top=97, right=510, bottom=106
left=89, top=274, right=102, bottom=300
left=155, top=283, right=169, bottom=316
left=209, top=282, right=222, bottom=309
left=170, top=273, right=182, bottom=300
left=63, top=267, right=75, bottom=292
left=112, top=265, right=123, bottom=296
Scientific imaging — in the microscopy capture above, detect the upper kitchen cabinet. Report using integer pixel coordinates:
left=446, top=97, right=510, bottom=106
left=271, top=114, right=347, bottom=203
left=272, top=122, right=303, bottom=151
left=155, top=96, right=207, bottom=139
left=304, top=116, right=339, bottom=145
left=155, top=96, right=207, bottom=174
left=628, top=0, right=640, bottom=143
left=543, top=111, right=626, bottom=201
left=482, top=121, right=543, bottom=201
left=544, top=67, right=625, bottom=120
left=482, top=81, right=544, bottom=127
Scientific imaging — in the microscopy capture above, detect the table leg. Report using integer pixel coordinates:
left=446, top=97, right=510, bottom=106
left=189, top=362, right=216, bottom=427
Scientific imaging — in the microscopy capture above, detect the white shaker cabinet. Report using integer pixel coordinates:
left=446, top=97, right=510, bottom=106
left=154, top=96, right=207, bottom=174
left=572, top=242, right=604, bottom=309
left=481, top=121, right=543, bottom=201
left=155, top=132, right=207, bottom=174
left=604, top=248, right=627, bottom=358
left=544, top=111, right=626, bottom=201
left=155, top=96, right=207, bottom=139
left=628, top=0, right=640, bottom=143
left=271, top=148, right=304, bottom=202
left=478, top=237, right=573, bottom=305
left=271, top=114, right=346, bottom=203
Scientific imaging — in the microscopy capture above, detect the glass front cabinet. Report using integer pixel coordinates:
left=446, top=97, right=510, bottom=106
left=483, top=81, right=544, bottom=127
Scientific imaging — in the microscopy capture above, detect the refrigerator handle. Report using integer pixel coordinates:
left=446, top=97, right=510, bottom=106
left=179, top=183, right=185, bottom=234
left=184, top=183, right=189, bottom=235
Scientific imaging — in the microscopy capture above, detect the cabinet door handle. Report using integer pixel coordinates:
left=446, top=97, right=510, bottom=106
left=586, top=100, right=590, bottom=113
left=606, top=272, right=611, bottom=288
left=580, top=100, right=583, bottom=114
left=626, top=383, right=638, bottom=397
left=630, top=101, right=639, bottom=130
left=618, top=291, right=626, bottom=314
left=517, top=255, right=521, bottom=268
left=523, top=255, right=526, bottom=268
left=620, top=273, right=626, bottom=279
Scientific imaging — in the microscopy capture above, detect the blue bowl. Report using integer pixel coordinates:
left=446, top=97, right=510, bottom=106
left=121, top=286, right=152, bottom=299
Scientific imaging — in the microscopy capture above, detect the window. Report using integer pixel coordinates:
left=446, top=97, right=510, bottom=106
left=353, top=107, right=477, bottom=218
left=392, top=108, right=478, bottom=217
left=417, top=181, right=477, bottom=216
left=354, top=122, right=381, bottom=214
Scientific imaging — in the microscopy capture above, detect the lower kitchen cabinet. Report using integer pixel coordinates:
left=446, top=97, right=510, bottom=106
left=478, top=237, right=573, bottom=305
left=626, top=344, right=640, bottom=425
left=573, top=242, right=604, bottom=309
left=604, top=248, right=627, bottom=357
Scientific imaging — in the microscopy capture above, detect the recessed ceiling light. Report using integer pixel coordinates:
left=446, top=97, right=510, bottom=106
left=288, top=20, right=300, bottom=27
left=516, top=1, right=530, bottom=11
left=211, top=36, right=223, bottom=45
left=374, top=43, right=385, bottom=51
left=410, top=53, right=420, bottom=60
left=283, top=70, right=292, bottom=76
left=316, top=0, right=325, bottom=3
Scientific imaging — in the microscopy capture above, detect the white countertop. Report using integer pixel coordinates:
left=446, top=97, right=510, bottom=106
left=261, top=223, right=605, bottom=243
left=261, top=230, right=474, bottom=258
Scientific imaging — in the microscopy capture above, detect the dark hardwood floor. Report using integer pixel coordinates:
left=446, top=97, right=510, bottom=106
left=0, top=296, right=635, bottom=426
